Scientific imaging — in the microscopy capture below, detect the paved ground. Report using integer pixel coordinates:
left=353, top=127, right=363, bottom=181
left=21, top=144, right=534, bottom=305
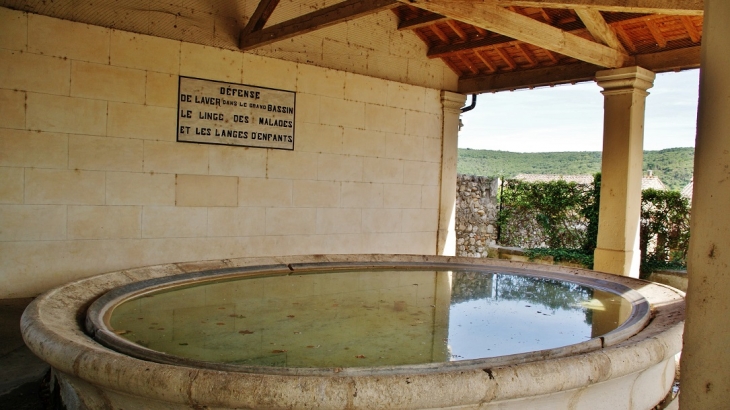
left=0, top=298, right=49, bottom=410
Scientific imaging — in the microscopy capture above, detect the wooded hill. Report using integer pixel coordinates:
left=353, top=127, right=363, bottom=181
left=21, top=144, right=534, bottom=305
left=457, top=147, right=694, bottom=191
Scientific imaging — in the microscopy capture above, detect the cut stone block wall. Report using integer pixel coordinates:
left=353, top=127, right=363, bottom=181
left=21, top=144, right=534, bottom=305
left=0, top=7, right=449, bottom=297
left=455, top=175, right=499, bottom=257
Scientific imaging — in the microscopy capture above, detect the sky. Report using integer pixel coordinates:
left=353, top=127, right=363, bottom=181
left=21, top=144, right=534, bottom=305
left=457, top=69, right=700, bottom=153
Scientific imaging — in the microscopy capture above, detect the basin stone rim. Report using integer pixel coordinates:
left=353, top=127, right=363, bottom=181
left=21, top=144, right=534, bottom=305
left=21, top=254, right=685, bottom=408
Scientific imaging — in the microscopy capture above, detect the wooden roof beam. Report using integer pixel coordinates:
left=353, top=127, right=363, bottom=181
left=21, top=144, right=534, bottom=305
left=575, top=8, right=627, bottom=54
left=401, top=0, right=627, bottom=68
left=495, top=46, right=518, bottom=70
left=239, top=0, right=398, bottom=50
left=459, top=46, right=700, bottom=94
left=479, top=0, right=703, bottom=16
left=398, top=13, right=448, bottom=31
left=241, top=0, right=281, bottom=38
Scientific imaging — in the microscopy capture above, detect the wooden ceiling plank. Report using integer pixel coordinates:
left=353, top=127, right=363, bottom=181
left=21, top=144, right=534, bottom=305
left=446, top=20, right=469, bottom=41
left=613, top=24, right=637, bottom=53
left=516, top=43, right=538, bottom=66
left=398, top=13, right=448, bottom=31
left=241, top=0, right=281, bottom=37
left=680, top=16, right=701, bottom=43
left=495, top=46, right=518, bottom=70
left=477, top=0, right=703, bottom=16
left=430, top=24, right=451, bottom=43
left=400, top=0, right=627, bottom=68
left=575, top=8, right=627, bottom=54
left=458, top=45, right=700, bottom=94
left=240, top=0, right=398, bottom=50
left=644, top=19, right=668, bottom=48
left=474, top=50, right=498, bottom=73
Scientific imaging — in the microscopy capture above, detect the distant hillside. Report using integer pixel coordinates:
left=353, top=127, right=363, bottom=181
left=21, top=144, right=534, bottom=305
left=457, top=147, right=694, bottom=191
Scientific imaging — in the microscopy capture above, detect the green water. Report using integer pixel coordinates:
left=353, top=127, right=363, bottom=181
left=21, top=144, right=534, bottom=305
left=109, top=269, right=630, bottom=368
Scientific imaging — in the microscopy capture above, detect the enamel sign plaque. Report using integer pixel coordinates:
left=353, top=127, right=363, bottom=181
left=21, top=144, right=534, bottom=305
left=177, top=76, right=296, bottom=150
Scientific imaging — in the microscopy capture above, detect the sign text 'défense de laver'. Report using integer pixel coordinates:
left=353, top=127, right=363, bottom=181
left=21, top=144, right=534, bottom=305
left=177, top=76, right=296, bottom=150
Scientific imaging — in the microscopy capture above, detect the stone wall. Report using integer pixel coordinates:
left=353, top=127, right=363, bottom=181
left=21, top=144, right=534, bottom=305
left=0, top=7, right=452, bottom=298
left=455, top=175, right=499, bottom=257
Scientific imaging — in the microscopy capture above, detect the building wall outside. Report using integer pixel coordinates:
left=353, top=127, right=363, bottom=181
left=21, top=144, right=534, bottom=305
left=0, top=7, right=450, bottom=298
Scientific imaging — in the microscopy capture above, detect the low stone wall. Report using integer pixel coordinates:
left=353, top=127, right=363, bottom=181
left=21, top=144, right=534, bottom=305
left=455, top=175, right=499, bottom=257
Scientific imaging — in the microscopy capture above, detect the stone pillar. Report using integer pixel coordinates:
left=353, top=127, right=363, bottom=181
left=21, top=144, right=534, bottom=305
left=680, top=0, right=730, bottom=407
left=437, top=91, right=467, bottom=256
left=593, top=67, right=655, bottom=277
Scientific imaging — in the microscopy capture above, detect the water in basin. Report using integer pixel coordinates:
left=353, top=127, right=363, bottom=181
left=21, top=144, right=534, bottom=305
left=108, top=269, right=631, bottom=368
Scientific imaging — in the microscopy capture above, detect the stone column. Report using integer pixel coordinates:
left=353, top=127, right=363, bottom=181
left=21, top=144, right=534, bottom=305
left=437, top=91, right=467, bottom=256
left=593, top=67, right=655, bottom=277
left=680, top=0, right=730, bottom=407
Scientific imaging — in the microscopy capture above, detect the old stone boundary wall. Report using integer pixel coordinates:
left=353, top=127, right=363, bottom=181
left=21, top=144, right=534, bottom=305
left=455, top=175, right=499, bottom=257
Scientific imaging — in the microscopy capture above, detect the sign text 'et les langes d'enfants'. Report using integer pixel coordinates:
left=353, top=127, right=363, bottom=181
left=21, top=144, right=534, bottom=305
left=177, top=76, right=296, bottom=150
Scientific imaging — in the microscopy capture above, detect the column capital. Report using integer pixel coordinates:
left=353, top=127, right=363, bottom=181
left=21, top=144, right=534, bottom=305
left=595, top=66, right=656, bottom=95
left=441, top=91, right=467, bottom=113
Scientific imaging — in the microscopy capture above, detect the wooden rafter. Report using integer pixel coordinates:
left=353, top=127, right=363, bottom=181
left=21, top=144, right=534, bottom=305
left=431, top=24, right=450, bottom=43
left=681, top=16, right=701, bottom=43
left=457, top=54, right=479, bottom=74
left=240, top=0, right=281, bottom=38
left=614, top=24, right=637, bottom=52
left=538, top=8, right=553, bottom=24
left=645, top=19, right=668, bottom=48
left=239, top=0, right=398, bottom=50
left=575, top=8, right=627, bottom=54
left=474, top=26, right=488, bottom=37
left=495, top=47, right=518, bottom=70
left=543, top=49, right=559, bottom=64
left=516, top=43, right=538, bottom=66
left=399, top=0, right=626, bottom=68
left=474, top=50, right=497, bottom=73
left=475, top=0, right=703, bottom=16
left=446, top=20, right=468, bottom=41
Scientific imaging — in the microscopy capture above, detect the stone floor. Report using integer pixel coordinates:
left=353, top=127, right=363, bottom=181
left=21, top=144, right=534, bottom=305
left=0, top=298, right=49, bottom=410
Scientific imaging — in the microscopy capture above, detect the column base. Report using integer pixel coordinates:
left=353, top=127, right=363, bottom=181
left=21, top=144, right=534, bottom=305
left=593, top=247, right=640, bottom=278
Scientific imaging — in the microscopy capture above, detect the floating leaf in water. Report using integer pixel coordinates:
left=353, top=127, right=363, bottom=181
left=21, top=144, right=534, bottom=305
left=272, top=349, right=287, bottom=354
left=287, top=315, right=295, bottom=318
left=293, top=331, right=301, bottom=334
left=355, top=355, right=366, bottom=359
left=216, top=322, right=225, bottom=326
left=218, top=307, right=226, bottom=310
left=114, top=330, right=130, bottom=335
left=239, top=330, right=254, bottom=335
left=179, top=343, right=188, bottom=346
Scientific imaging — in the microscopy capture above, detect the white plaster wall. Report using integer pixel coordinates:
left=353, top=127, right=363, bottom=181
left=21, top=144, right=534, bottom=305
left=0, top=7, right=450, bottom=297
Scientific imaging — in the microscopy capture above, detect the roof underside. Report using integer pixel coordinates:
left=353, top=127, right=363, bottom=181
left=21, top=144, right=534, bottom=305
left=2, top=0, right=703, bottom=93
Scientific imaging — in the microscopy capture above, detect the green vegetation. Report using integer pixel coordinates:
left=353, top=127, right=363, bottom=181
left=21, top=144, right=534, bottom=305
left=497, top=175, right=691, bottom=274
left=457, top=147, right=694, bottom=191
